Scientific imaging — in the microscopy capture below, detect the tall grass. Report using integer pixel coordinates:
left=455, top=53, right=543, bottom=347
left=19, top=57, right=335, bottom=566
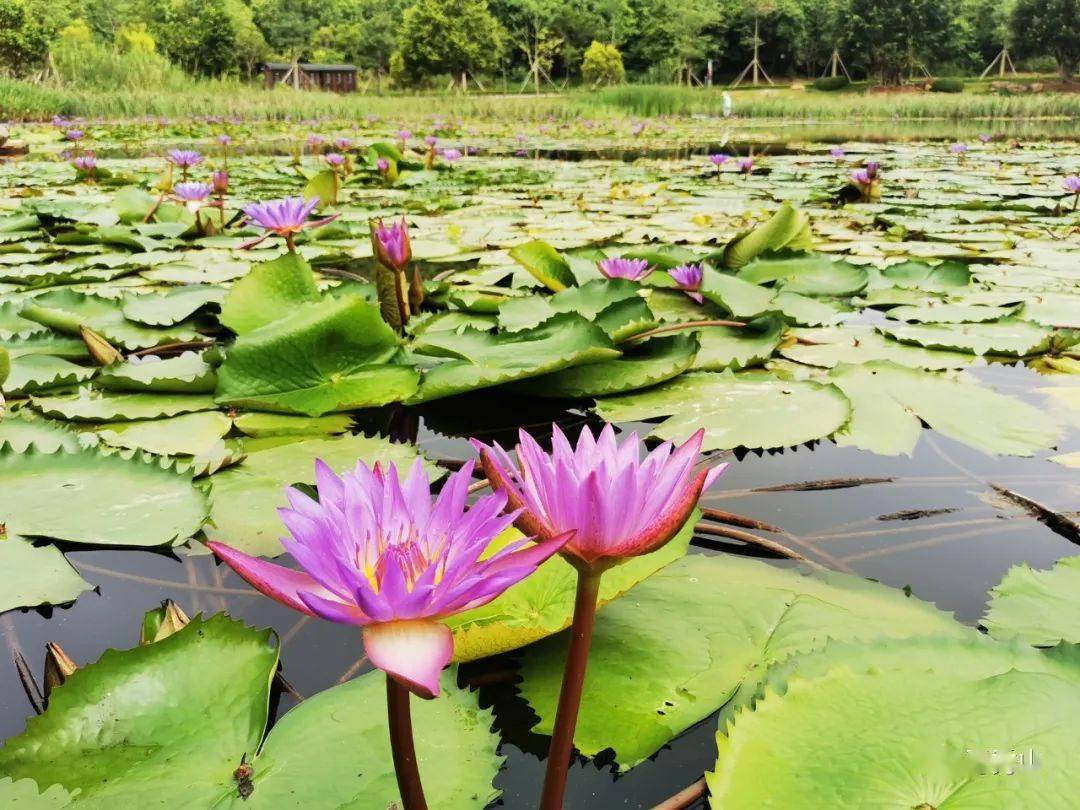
left=591, top=84, right=1080, bottom=119
left=1, top=76, right=1077, bottom=123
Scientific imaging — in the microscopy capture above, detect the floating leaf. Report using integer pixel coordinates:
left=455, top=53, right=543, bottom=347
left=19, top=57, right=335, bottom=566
left=982, top=556, right=1080, bottom=646
left=738, top=254, right=868, bottom=297
left=95, top=411, right=232, bottom=456
left=720, top=203, right=812, bottom=269
left=219, top=253, right=322, bottom=335
left=2, top=355, right=95, bottom=396
left=0, top=533, right=91, bottom=613
left=881, top=319, right=1054, bottom=356
left=0, top=446, right=209, bottom=547
left=508, top=240, right=576, bottom=291
left=408, top=313, right=619, bottom=404
left=517, top=553, right=967, bottom=769
left=595, top=370, right=850, bottom=451
left=31, top=391, right=216, bottom=422
left=233, top=412, right=352, bottom=438
left=693, top=316, right=784, bottom=371
left=886, top=302, right=1016, bottom=323
left=781, top=326, right=972, bottom=370
left=121, top=285, right=225, bottom=326
left=707, top=637, right=1080, bottom=806
left=96, top=351, right=216, bottom=393
left=829, top=361, right=1061, bottom=456
left=216, top=297, right=418, bottom=416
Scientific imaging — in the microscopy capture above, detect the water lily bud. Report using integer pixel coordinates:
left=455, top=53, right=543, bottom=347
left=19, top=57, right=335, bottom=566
left=371, top=217, right=411, bottom=273
left=140, top=599, right=191, bottom=645
left=211, top=170, right=229, bottom=195
left=80, top=325, right=122, bottom=366
left=43, top=642, right=77, bottom=700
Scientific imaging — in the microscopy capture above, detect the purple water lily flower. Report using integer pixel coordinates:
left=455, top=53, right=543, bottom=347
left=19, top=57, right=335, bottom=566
left=325, top=152, right=345, bottom=168
left=476, top=423, right=724, bottom=569
left=372, top=217, right=411, bottom=271
left=335, top=137, right=352, bottom=150
left=851, top=168, right=872, bottom=185
left=396, top=129, right=412, bottom=142
left=307, top=134, right=324, bottom=148
left=709, top=153, right=729, bottom=167
left=376, top=157, right=390, bottom=174
left=978, top=133, right=991, bottom=144
left=173, top=181, right=212, bottom=201
left=830, top=146, right=845, bottom=159
left=424, top=135, right=438, bottom=148
left=241, top=195, right=339, bottom=250
left=167, top=149, right=202, bottom=169
left=597, top=257, right=652, bottom=281
left=631, top=121, right=646, bottom=136
left=65, top=129, right=84, bottom=142
left=668, top=263, right=705, bottom=304
left=950, top=142, right=968, bottom=155
left=218, top=134, right=232, bottom=146
left=1062, top=176, right=1080, bottom=193
left=208, top=459, right=569, bottom=698
left=738, top=157, right=754, bottom=174
left=441, top=147, right=462, bottom=164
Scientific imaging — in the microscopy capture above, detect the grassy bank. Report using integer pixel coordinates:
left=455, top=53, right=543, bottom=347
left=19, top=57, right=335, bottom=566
left=2, top=78, right=1078, bottom=123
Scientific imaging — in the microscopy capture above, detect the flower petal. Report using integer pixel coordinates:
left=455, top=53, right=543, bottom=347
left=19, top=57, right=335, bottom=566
left=208, top=541, right=323, bottom=617
left=363, top=619, right=453, bottom=699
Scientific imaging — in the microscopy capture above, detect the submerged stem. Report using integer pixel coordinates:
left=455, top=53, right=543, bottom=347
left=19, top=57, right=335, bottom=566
left=538, top=567, right=603, bottom=810
left=386, top=675, right=428, bottom=810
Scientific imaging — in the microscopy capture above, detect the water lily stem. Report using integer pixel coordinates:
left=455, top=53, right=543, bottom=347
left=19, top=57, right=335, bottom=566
left=621, top=319, right=746, bottom=344
left=539, top=567, right=603, bottom=810
left=386, top=675, right=428, bottom=810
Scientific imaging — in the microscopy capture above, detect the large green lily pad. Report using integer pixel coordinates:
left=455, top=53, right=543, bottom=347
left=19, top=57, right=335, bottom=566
left=0, top=445, right=209, bottom=547
left=982, top=556, right=1080, bottom=647
left=594, top=370, right=850, bottom=451
left=517, top=553, right=967, bottom=769
left=0, top=533, right=92, bottom=613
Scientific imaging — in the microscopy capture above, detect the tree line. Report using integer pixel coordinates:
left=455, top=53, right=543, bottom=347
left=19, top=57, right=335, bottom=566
left=0, top=0, right=1076, bottom=87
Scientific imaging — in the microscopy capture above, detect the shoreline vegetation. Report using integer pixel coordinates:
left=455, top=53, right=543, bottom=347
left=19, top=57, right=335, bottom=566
left=3, top=78, right=1080, bottom=123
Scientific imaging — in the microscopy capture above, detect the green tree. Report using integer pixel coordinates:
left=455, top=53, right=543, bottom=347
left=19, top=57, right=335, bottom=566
left=581, top=40, right=624, bottom=85
left=397, top=0, right=507, bottom=88
left=0, top=0, right=75, bottom=75
left=1010, top=0, right=1079, bottom=79
left=311, top=0, right=407, bottom=86
left=249, top=0, right=326, bottom=59
left=841, top=0, right=962, bottom=84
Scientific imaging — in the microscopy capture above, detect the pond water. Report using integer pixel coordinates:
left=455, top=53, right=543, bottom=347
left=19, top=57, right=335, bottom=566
left=0, top=120, right=1077, bottom=807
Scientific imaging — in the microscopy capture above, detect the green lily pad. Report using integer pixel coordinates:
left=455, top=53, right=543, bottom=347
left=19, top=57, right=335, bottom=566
left=0, top=413, right=83, bottom=453
left=95, top=411, right=232, bottom=456
left=498, top=279, right=655, bottom=340
left=982, top=556, right=1080, bottom=647
left=699, top=269, right=776, bottom=319
left=707, top=638, right=1080, bottom=806
left=886, top=302, right=1016, bottom=323
left=219, top=253, right=322, bottom=335
left=781, top=326, right=972, bottom=370
left=738, top=254, right=868, bottom=297
left=880, top=319, right=1054, bottom=356
left=19, top=289, right=200, bottom=350
left=829, top=361, right=1061, bottom=456
left=514, top=334, right=699, bottom=399
left=517, top=553, right=967, bottom=769
left=121, top=285, right=225, bottom=326
left=232, top=412, right=353, bottom=438
left=96, top=351, right=217, bottom=393
left=204, top=433, right=431, bottom=557
left=0, top=533, right=92, bottom=613
left=508, top=239, right=576, bottom=291
left=881, top=259, right=971, bottom=291
left=595, top=370, right=850, bottom=451
left=692, top=316, right=784, bottom=371
left=408, top=313, right=620, bottom=404
left=31, top=391, right=217, bottom=422
left=216, top=297, right=418, bottom=416
left=719, top=202, right=812, bottom=269
left=2, top=355, right=95, bottom=396
left=0, top=445, right=209, bottom=547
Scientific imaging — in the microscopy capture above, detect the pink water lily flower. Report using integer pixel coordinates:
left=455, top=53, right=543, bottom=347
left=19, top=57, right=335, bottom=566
left=208, top=459, right=570, bottom=698
left=738, top=157, right=754, bottom=174
left=709, top=153, right=729, bottom=166
left=325, top=152, right=345, bottom=168
left=64, top=129, right=84, bottom=142
left=597, top=257, right=652, bottom=281
left=851, top=168, right=872, bottom=185
left=241, top=195, right=339, bottom=250
left=441, top=147, right=462, bottom=164
left=72, top=154, right=96, bottom=173
left=377, top=157, right=391, bottom=174
left=475, top=424, right=725, bottom=570
left=211, top=170, right=229, bottom=195
left=829, top=146, right=845, bottom=159
left=668, top=263, right=705, bottom=304
left=1062, top=176, right=1080, bottom=194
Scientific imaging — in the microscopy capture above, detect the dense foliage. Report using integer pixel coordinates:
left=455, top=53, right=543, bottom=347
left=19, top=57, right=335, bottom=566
left=0, top=0, right=1074, bottom=85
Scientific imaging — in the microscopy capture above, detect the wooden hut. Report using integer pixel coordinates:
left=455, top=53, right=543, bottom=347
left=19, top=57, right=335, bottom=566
left=263, top=62, right=358, bottom=93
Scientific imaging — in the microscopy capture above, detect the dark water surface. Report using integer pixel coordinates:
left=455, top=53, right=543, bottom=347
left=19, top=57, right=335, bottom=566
left=1, top=361, right=1076, bottom=808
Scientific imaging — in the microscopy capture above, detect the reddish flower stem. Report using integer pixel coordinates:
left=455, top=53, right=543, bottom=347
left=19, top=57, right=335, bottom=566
left=539, top=567, right=603, bottom=810
left=386, top=675, right=428, bottom=810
